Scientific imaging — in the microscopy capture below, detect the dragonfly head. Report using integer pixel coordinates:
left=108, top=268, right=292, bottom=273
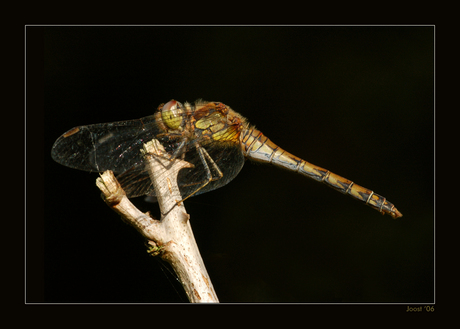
left=161, top=100, right=183, bottom=130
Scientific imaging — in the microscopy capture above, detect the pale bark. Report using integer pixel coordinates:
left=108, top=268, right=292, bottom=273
left=96, top=139, right=218, bottom=303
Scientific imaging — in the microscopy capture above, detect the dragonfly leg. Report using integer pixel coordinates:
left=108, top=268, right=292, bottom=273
left=165, top=139, right=188, bottom=163
left=177, top=144, right=224, bottom=204
left=200, top=146, right=224, bottom=181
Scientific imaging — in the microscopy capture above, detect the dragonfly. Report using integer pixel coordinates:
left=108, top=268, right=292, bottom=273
left=51, top=99, right=402, bottom=218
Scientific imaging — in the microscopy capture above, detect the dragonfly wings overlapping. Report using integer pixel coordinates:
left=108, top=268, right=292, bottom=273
left=52, top=99, right=402, bottom=218
left=51, top=102, right=246, bottom=200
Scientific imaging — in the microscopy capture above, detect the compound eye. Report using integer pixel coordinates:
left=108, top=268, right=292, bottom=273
left=161, top=100, right=183, bottom=130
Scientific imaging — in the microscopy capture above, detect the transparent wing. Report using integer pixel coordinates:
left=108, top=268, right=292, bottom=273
left=117, top=139, right=245, bottom=199
left=52, top=101, right=246, bottom=200
left=51, top=114, right=159, bottom=174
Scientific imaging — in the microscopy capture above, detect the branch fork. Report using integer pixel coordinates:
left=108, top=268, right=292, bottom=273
left=96, top=139, right=218, bottom=303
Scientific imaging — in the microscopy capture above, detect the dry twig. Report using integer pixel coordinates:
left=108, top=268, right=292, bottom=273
left=96, top=139, right=218, bottom=303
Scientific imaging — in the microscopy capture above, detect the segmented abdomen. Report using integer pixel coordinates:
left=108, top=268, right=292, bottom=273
left=240, top=127, right=402, bottom=219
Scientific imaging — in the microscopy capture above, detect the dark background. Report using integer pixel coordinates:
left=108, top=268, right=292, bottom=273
left=29, top=26, right=433, bottom=303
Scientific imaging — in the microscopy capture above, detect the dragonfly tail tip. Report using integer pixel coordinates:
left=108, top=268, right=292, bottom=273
left=392, top=208, right=403, bottom=219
